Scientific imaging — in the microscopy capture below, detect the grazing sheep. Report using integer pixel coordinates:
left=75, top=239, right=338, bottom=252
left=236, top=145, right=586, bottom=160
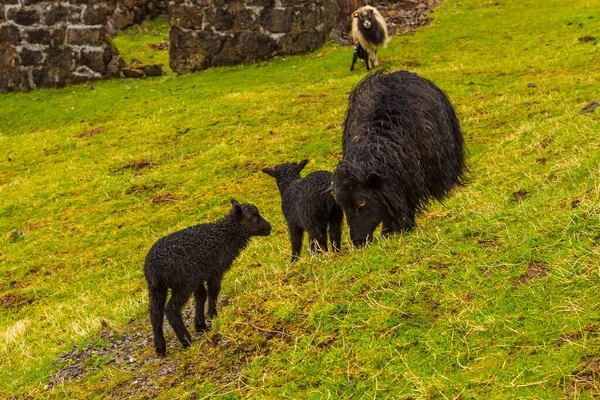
left=262, top=160, right=343, bottom=263
left=144, top=200, right=271, bottom=356
left=332, top=70, right=466, bottom=246
left=351, top=5, right=388, bottom=70
left=350, top=42, right=370, bottom=71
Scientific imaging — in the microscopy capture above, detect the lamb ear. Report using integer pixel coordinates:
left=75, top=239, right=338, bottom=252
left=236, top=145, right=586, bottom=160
left=352, top=11, right=359, bottom=18
left=262, top=167, right=276, bottom=177
left=366, top=172, right=381, bottom=189
left=231, top=199, right=243, bottom=218
left=297, top=159, right=309, bottom=172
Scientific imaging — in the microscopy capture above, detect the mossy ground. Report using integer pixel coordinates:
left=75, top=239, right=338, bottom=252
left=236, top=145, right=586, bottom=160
left=1, top=0, right=600, bottom=398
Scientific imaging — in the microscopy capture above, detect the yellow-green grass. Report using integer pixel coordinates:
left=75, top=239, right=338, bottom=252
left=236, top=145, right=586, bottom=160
left=1, top=0, right=599, bottom=397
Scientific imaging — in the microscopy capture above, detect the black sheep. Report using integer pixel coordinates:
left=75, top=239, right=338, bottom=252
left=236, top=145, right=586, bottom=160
left=144, top=200, right=271, bottom=356
left=262, top=160, right=343, bottom=263
left=333, top=70, right=466, bottom=246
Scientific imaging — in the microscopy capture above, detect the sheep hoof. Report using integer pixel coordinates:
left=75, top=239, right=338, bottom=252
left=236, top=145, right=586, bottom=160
left=195, top=322, right=208, bottom=332
left=155, top=347, right=166, bottom=357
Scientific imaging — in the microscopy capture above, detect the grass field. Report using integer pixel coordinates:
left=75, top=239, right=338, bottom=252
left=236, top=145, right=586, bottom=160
left=1, top=0, right=600, bottom=398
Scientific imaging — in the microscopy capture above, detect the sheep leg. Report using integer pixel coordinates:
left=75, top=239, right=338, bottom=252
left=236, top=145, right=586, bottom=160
left=329, top=207, right=343, bottom=252
left=308, top=227, right=328, bottom=253
left=206, top=276, right=222, bottom=319
left=351, top=51, right=358, bottom=71
left=194, top=282, right=208, bottom=332
left=165, top=289, right=193, bottom=348
left=148, top=283, right=168, bottom=356
left=365, top=56, right=370, bottom=71
left=289, top=224, right=304, bottom=263
left=371, top=49, right=378, bottom=68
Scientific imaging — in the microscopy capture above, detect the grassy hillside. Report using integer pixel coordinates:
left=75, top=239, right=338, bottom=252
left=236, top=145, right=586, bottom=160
left=1, top=0, right=599, bottom=397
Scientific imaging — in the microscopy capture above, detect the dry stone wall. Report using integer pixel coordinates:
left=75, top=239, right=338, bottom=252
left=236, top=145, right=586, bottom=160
left=0, top=0, right=167, bottom=92
left=0, top=0, right=351, bottom=92
left=169, top=0, right=353, bottom=73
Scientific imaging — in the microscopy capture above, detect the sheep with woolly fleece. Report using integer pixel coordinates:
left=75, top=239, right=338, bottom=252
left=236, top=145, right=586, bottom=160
left=351, top=5, right=388, bottom=71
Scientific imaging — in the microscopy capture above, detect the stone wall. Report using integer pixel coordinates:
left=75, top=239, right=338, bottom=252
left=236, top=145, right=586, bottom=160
left=169, top=0, right=353, bottom=73
left=0, top=0, right=352, bottom=92
left=0, top=0, right=167, bottom=92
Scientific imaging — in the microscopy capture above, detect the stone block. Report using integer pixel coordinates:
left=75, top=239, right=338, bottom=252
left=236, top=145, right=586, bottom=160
left=47, top=47, right=74, bottom=70
left=262, top=7, right=293, bottom=33
left=140, top=64, right=163, bottom=76
left=280, top=29, right=323, bottom=54
left=205, top=7, right=234, bottom=31
left=169, top=4, right=203, bottom=29
left=48, top=26, right=68, bottom=47
left=197, top=30, right=225, bottom=54
left=235, top=31, right=277, bottom=59
left=7, top=8, right=40, bottom=26
left=111, top=8, right=134, bottom=31
left=25, top=28, right=51, bottom=45
left=0, top=70, right=28, bottom=93
left=67, top=26, right=104, bottom=46
left=84, top=5, right=109, bottom=25
left=0, top=45, right=19, bottom=69
left=19, top=48, right=44, bottom=66
left=0, top=24, right=20, bottom=44
left=80, top=48, right=107, bottom=73
left=43, top=4, right=70, bottom=25
left=122, top=66, right=145, bottom=78
left=233, top=8, right=258, bottom=30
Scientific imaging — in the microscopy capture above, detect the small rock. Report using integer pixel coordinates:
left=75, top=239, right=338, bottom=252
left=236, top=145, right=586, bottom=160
left=527, top=82, right=536, bottom=88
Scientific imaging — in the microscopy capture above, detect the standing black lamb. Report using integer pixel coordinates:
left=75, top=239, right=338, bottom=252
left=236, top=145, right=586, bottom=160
left=332, top=70, right=466, bottom=246
left=144, top=200, right=271, bottom=356
left=262, top=160, right=343, bottom=263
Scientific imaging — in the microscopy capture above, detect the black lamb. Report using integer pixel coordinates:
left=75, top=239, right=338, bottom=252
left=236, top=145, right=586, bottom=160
left=144, top=200, right=271, bottom=356
left=333, top=69, right=466, bottom=246
left=351, top=42, right=370, bottom=71
left=262, top=160, right=343, bottom=263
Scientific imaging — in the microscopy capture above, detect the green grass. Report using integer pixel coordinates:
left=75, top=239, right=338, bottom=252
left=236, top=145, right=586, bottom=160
left=1, top=0, right=600, bottom=397
left=112, top=16, right=172, bottom=73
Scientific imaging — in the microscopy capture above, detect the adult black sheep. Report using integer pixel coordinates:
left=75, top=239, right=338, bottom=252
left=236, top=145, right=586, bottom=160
left=332, top=69, right=466, bottom=246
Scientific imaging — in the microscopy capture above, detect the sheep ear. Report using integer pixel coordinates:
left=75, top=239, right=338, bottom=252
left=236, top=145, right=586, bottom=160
left=366, top=172, right=381, bottom=189
left=297, top=159, right=309, bottom=172
left=352, top=11, right=359, bottom=18
left=231, top=199, right=243, bottom=218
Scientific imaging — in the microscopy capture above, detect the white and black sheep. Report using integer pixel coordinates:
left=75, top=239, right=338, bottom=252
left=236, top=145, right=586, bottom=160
left=351, top=5, right=389, bottom=71
left=144, top=200, right=271, bottom=356
left=262, top=160, right=343, bottom=263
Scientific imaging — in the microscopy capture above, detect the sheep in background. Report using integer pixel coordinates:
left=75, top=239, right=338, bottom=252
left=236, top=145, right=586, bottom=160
left=144, top=200, right=271, bottom=356
left=262, top=160, right=343, bottom=263
left=333, top=70, right=466, bottom=246
left=351, top=5, right=389, bottom=71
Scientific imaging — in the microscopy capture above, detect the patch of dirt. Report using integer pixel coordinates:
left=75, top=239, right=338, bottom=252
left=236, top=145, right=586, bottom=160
left=110, top=159, right=155, bottom=173
left=477, top=238, right=499, bottom=247
left=510, top=189, right=530, bottom=201
left=47, top=295, right=280, bottom=396
left=568, top=355, right=600, bottom=396
left=0, top=292, right=37, bottom=311
left=151, top=193, right=175, bottom=204
left=517, top=260, right=549, bottom=284
left=77, top=128, right=102, bottom=138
